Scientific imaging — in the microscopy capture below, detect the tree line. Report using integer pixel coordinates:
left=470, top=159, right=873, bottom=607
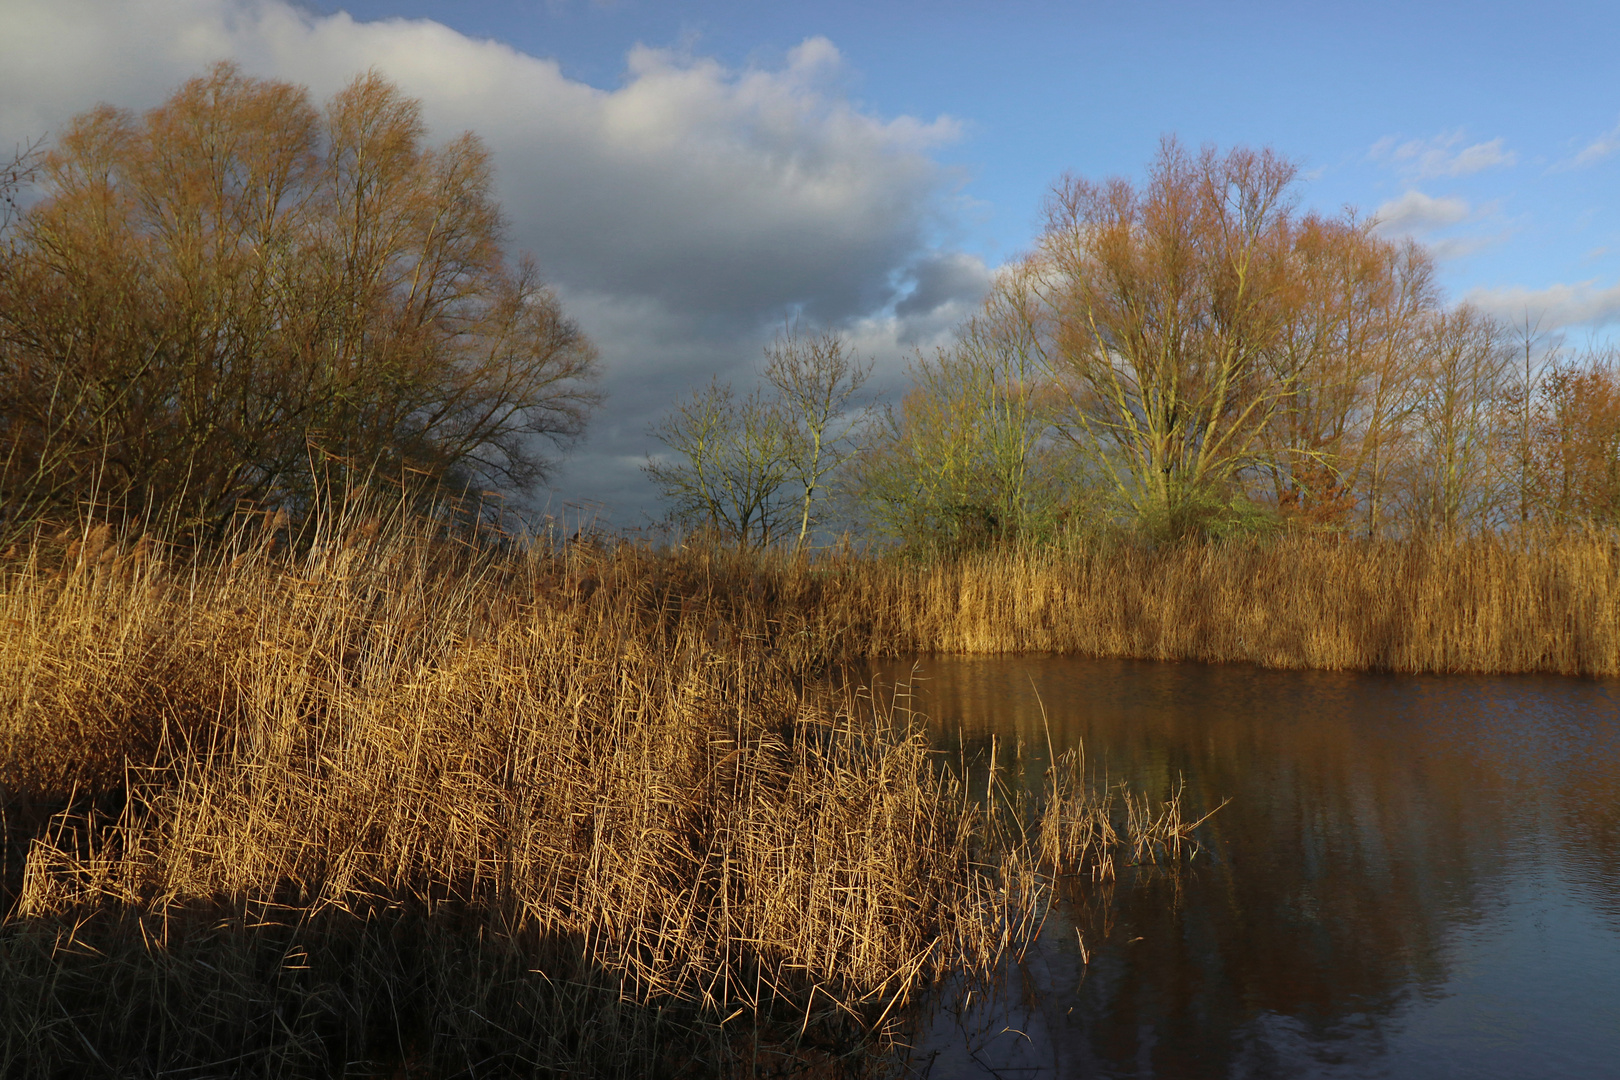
left=5, top=68, right=1614, bottom=552
left=648, top=140, right=1620, bottom=549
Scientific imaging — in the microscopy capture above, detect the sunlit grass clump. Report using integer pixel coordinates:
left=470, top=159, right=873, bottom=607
left=1, top=513, right=1173, bottom=1078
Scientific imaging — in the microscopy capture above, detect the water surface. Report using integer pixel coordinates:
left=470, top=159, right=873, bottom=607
left=861, top=656, right=1620, bottom=1079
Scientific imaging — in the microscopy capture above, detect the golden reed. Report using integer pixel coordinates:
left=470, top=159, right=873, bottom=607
left=8, top=519, right=1591, bottom=1076
left=0, top=518, right=1162, bottom=1078
left=796, top=530, right=1620, bottom=677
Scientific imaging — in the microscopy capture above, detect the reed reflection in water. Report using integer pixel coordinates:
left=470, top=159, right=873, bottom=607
left=861, top=656, right=1620, bottom=1079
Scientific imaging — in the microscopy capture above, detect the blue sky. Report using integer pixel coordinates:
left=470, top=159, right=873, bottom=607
left=3, top=0, right=1618, bottom=523
left=314, top=1, right=1620, bottom=280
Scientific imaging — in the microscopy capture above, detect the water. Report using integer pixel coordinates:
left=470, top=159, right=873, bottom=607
left=859, top=656, right=1620, bottom=1079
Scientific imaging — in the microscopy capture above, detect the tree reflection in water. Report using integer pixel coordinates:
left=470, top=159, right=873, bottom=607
left=864, top=657, right=1620, bottom=1079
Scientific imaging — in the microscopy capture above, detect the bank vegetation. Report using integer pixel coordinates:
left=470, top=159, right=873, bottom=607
left=651, top=142, right=1620, bottom=555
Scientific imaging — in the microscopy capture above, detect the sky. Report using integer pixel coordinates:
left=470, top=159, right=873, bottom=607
left=3, top=0, right=1618, bottom=526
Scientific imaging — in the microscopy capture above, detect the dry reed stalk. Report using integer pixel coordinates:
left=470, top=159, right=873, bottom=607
left=1, top=520, right=1203, bottom=1078
left=730, top=530, right=1620, bottom=676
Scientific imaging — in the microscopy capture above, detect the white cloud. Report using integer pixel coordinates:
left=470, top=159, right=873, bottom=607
left=1426, top=235, right=1503, bottom=262
left=1371, top=192, right=1509, bottom=263
left=1445, top=138, right=1516, bottom=176
left=0, top=0, right=982, bottom=521
left=1370, top=130, right=1517, bottom=180
left=1570, top=118, right=1620, bottom=169
left=1372, top=191, right=1472, bottom=235
left=0, top=1, right=960, bottom=324
left=1466, top=280, right=1620, bottom=330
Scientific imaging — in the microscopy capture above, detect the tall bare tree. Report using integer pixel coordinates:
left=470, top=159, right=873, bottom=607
left=1027, top=141, right=1303, bottom=528
left=0, top=63, right=599, bottom=535
left=989, top=139, right=1439, bottom=537
left=764, top=329, right=871, bottom=551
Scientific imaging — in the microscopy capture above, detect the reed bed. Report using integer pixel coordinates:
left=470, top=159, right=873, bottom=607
left=10, top=520, right=1580, bottom=1076
left=783, top=530, right=1620, bottom=677
left=0, top=518, right=1170, bottom=1078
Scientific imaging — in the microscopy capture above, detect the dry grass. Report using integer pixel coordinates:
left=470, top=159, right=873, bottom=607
left=0, top=515, right=1164, bottom=1078
left=1036, top=748, right=1219, bottom=884
left=12, top=519, right=1584, bottom=1076
left=784, top=530, right=1620, bottom=676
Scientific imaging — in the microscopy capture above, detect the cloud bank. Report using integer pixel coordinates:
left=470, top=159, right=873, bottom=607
left=0, top=0, right=990, bottom=521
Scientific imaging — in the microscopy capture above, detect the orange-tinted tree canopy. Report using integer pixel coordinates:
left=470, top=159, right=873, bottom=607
left=0, top=62, right=599, bottom=533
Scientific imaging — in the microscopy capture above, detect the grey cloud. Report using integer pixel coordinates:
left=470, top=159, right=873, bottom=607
left=545, top=278, right=971, bottom=525
left=485, top=50, right=954, bottom=323
left=253, top=28, right=964, bottom=327
left=538, top=287, right=805, bottom=523
left=896, top=251, right=991, bottom=318
left=0, top=0, right=975, bottom=524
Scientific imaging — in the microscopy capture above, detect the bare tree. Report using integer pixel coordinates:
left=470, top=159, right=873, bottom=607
left=1024, top=140, right=1305, bottom=531
left=847, top=311, right=1065, bottom=552
left=1255, top=229, right=1439, bottom=534
left=1527, top=347, right=1620, bottom=526
left=763, top=329, right=872, bottom=551
left=0, top=139, right=42, bottom=238
left=644, top=378, right=793, bottom=548
left=1395, top=305, right=1513, bottom=532
left=646, top=329, right=872, bottom=550
left=0, top=63, right=599, bottom=535
left=981, top=139, right=1442, bottom=538
left=1500, top=312, right=1560, bottom=526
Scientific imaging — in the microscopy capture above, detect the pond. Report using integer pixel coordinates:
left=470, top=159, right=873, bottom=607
left=859, top=656, right=1620, bottom=1079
